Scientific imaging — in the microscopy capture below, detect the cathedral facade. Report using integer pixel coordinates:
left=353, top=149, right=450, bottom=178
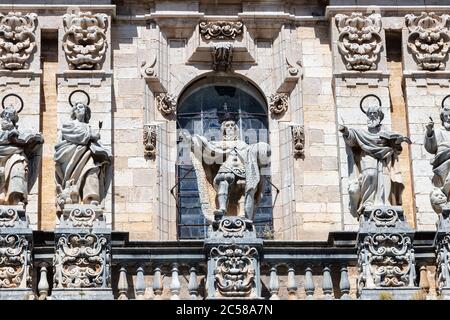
left=0, top=0, right=448, bottom=299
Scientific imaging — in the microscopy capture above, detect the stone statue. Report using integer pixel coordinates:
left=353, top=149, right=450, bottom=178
left=0, top=94, right=43, bottom=207
left=181, top=106, right=271, bottom=224
left=54, top=90, right=111, bottom=211
left=338, top=95, right=411, bottom=216
left=424, top=97, right=450, bottom=213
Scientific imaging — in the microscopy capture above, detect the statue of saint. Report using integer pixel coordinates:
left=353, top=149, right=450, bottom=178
left=181, top=107, right=271, bottom=224
left=424, top=98, right=450, bottom=213
left=54, top=91, right=111, bottom=210
left=338, top=95, right=410, bottom=215
left=0, top=95, right=43, bottom=206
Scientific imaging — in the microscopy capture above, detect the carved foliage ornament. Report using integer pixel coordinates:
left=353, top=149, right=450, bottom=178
left=405, top=12, right=450, bottom=71
left=291, top=125, right=305, bottom=159
left=155, top=93, right=177, bottom=116
left=200, top=21, right=243, bottom=40
left=54, top=233, right=110, bottom=288
left=62, top=12, right=108, bottom=70
left=210, top=244, right=257, bottom=297
left=269, top=93, right=288, bottom=115
left=0, top=234, right=30, bottom=288
left=143, top=124, right=157, bottom=158
left=335, top=13, right=382, bottom=71
left=212, top=43, right=232, bottom=71
left=0, top=12, right=38, bottom=70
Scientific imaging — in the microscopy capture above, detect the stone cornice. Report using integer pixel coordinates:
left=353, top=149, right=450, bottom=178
left=0, top=5, right=116, bottom=16
left=326, top=5, right=450, bottom=18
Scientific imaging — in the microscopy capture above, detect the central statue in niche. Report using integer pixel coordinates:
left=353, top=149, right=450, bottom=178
left=54, top=90, right=111, bottom=211
left=339, top=95, right=411, bottom=215
left=181, top=105, right=271, bottom=224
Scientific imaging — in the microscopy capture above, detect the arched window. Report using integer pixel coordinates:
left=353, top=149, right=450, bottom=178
left=176, top=76, right=273, bottom=239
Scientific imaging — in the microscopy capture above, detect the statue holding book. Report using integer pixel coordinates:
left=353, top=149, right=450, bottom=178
left=338, top=94, right=411, bottom=216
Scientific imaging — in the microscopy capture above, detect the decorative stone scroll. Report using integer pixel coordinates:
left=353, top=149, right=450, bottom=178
left=291, top=125, right=305, bottom=159
left=335, top=13, right=382, bottom=71
left=0, top=234, right=31, bottom=289
left=155, top=93, right=177, bottom=116
left=200, top=21, right=243, bottom=40
left=0, top=12, right=38, bottom=70
left=268, top=93, right=288, bottom=115
left=53, top=233, right=110, bottom=288
left=62, top=12, right=108, bottom=70
left=406, top=12, right=450, bottom=71
left=143, top=124, right=157, bottom=159
left=212, top=43, right=233, bottom=71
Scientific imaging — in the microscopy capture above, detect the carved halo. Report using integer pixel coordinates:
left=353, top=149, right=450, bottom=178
left=1, top=93, right=24, bottom=113
left=359, top=94, right=382, bottom=115
left=441, top=95, right=450, bottom=109
left=69, top=89, right=91, bottom=107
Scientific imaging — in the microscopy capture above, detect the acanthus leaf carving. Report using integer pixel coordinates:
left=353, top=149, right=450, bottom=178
left=291, top=125, right=305, bottom=159
left=62, top=12, right=108, bottom=70
left=200, top=21, right=243, bottom=40
left=143, top=124, right=157, bottom=159
left=155, top=93, right=177, bottom=116
left=268, top=93, right=288, bottom=115
left=335, top=12, right=382, bottom=71
left=0, top=12, right=38, bottom=70
left=405, top=12, right=450, bottom=71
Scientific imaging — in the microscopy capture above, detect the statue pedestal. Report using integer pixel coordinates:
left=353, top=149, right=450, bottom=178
left=0, top=205, right=34, bottom=299
left=357, top=206, right=419, bottom=299
left=204, top=216, right=263, bottom=299
left=52, top=204, right=112, bottom=300
left=434, top=206, right=450, bottom=297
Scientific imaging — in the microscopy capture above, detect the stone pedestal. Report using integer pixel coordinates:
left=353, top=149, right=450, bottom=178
left=52, top=204, right=112, bottom=300
left=357, top=206, right=419, bottom=299
left=0, top=205, right=34, bottom=299
left=434, top=206, right=450, bottom=297
left=204, top=216, right=263, bottom=299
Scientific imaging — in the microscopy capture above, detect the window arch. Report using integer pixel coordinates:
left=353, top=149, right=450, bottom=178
left=176, top=76, right=273, bottom=239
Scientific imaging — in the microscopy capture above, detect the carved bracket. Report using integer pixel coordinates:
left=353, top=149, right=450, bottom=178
left=62, top=12, right=108, bottom=70
left=143, top=124, right=157, bottom=159
left=291, top=125, right=305, bottom=159
left=212, top=43, right=233, bottom=71
left=0, top=12, right=38, bottom=70
left=335, top=12, right=382, bottom=71
left=200, top=21, right=243, bottom=40
left=276, top=56, right=302, bottom=93
left=405, top=12, right=450, bottom=71
left=155, top=93, right=177, bottom=116
left=140, top=56, right=166, bottom=93
left=268, top=93, right=288, bottom=115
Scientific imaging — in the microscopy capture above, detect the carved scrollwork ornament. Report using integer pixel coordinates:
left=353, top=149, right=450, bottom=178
left=406, top=12, right=450, bottom=71
left=269, top=93, right=289, bottom=115
left=0, top=234, right=31, bottom=288
left=200, top=21, right=243, bottom=40
left=155, top=93, right=177, bottom=116
left=335, top=12, right=382, bottom=71
left=0, top=12, right=38, bottom=70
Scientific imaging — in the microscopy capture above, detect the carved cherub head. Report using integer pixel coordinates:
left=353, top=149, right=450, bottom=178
left=440, top=105, right=450, bottom=130
left=71, top=102, right=91, bottom=124
left=0, top=105, right=19, bottom=130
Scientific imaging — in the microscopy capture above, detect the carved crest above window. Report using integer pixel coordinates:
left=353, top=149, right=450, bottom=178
left=200, top=21, right=243, bottom=40
left=335, top=12, right=382, bottom=71
left=405, top=12, right=450, bottom=71
left=0, top=12, right=38, bottom=70
left=62, top=12, right=108, bottom=70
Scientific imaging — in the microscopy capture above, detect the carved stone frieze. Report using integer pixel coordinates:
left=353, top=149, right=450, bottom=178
left=436, top=234, right=450, bottom=293
left=0, top=12, right=38, bottom=70
left=211, top=43, right=232, bottom=71
left=200, top=21, right=243, bottom=40
left=62, top=12, right=108, bottom=70
left=268, top=93, right=288, bottom=115
left=143, top=124, right=157, bottom=159
left=0, top=234, right=31, bottom=288
left=291, top=125, right=305, bottom=159
left=59, top=204, right=103, bottom=228
left=155, top=93, right=177, bottom=116
left=53, top=233, right=110, bottom=288
left=405, top=12, right=450, bottom=71
left=335, top=13, right=382, bottom=71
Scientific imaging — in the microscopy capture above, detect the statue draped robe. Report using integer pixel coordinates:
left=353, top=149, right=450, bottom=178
left=343, top=127, right=404, bottom=215
left=424, top=128, right=450, bottom=196
left=189, top=134, right=270, bottom=223
left=54, top=120, right=111, bottom=207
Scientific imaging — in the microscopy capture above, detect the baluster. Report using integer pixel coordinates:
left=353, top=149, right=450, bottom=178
left=304, top=265, right=315, bottom=300
left=37, top=265, right=49, bottom=300
left=287, top=266, right=297, bottom=300
left=170, top=263, right=181, bottom=300
left=152, top=267, right=163, bottom=300
left=339, top=265, right=351, bottom=300
left=419, top=265, right=430, bottom=296
left=269, top=266, right=280, bottom=300
left=135, top=267, right=146, bottom=300
left=188, top=267, right=199, bottom=300
left=117, top=266, right=129, bottom=300
left=322, top=265, right=333, bottom=299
